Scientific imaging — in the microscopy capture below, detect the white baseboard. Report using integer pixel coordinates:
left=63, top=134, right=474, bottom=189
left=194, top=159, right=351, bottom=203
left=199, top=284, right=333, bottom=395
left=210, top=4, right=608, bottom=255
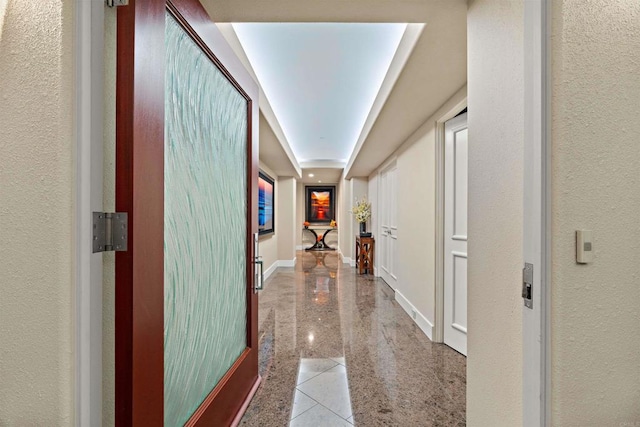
left=263, top=261, right=279, bottom=282
left=394, top=289, right=434, bottom=341
left=373, top=267, right=379, bottom=277
left=338, top=249, right=350, bottom=265
left=296, top=245, right=304, bottom=251
left=263, top=258, right=297, bottom=284
left=350, top=259, right=356, bottom=268
left=279, top=257, right=297, bottom=268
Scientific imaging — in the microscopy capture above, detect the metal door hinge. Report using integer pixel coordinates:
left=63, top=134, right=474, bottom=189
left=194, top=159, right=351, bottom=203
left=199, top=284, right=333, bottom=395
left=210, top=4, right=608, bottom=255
left=106, top=0, right=128, bottom=7
left=93, top=212, right=128, bottom=253
left=522, top=263, right=533, bottom=309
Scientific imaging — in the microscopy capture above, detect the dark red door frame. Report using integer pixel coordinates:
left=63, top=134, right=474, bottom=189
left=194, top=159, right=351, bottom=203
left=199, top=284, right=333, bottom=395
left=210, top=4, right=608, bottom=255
left=115, top=0, right=259, bottom=425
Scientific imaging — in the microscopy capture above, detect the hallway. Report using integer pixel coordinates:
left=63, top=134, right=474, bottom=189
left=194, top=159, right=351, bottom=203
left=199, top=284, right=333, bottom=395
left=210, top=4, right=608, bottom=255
left=241, top=251, right=466, bottom=426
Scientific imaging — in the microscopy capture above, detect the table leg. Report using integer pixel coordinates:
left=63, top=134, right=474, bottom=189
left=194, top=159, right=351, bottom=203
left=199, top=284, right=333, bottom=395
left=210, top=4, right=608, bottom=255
left=320, top=228, right=336, bottom=251
left=304, top=228, right=320, bottom=251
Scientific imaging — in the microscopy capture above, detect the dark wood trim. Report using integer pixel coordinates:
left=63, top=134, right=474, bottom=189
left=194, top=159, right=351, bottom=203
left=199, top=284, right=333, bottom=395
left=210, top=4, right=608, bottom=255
left=115, top=2, right=134, bottom=423
left=184, top=349, right=258, bottom=426
left=115, top=0, right=165, bottom=425
left=246, top=96, right=259, bottom=351
left=230, top=376, right=262, bottom=426
left=166, top=1, right=251, bottom=102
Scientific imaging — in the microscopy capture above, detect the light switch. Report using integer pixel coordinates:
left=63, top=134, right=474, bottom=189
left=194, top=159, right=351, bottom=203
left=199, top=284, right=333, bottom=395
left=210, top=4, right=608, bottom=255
left=576, top=230, right=593, bottom=264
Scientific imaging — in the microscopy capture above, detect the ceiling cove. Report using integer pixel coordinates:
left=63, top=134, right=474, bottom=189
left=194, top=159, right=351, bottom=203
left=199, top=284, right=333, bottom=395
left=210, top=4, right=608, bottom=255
left=232, top=23, right=407, bottom=165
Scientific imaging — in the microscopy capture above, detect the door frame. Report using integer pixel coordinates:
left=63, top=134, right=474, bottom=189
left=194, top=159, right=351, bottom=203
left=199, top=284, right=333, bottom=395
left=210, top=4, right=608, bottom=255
left=523, top=0, right=551, bottom=425
left=433, top=98, right=467, bottom=344
left=75, top=0, right=105, bottom=425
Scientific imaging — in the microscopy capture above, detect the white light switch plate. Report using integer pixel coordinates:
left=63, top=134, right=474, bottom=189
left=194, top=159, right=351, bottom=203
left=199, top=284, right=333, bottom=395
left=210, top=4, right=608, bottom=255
left=576, top=230, right=593, bottom=264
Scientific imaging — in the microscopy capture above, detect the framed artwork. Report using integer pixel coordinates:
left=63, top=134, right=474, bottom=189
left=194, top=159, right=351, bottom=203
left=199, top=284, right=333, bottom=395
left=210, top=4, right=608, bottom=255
left=305, top=186, right=335, bottom=224
left=258, top=171, right=275, bottom=235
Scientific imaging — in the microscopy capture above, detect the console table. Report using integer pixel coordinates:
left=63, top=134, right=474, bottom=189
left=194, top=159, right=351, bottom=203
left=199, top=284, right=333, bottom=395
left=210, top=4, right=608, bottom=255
left=355, top=235, right=374, bottom=274
left=303, top=227, right=337, bottom=251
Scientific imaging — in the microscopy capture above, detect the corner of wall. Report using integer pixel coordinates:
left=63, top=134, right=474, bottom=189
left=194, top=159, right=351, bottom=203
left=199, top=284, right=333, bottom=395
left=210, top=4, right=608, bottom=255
left=467, top=0, right=524, bottom=424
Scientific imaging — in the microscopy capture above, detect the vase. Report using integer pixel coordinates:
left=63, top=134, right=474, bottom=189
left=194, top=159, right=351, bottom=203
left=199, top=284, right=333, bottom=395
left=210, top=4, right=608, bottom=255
left=359, top=222, right=366, bottom=236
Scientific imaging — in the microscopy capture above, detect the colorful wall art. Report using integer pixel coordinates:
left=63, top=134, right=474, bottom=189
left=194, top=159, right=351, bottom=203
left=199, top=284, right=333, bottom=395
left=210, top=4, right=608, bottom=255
left=258, top=171, right=275, bottom=235
left=305, top=186, right=335, bottom=224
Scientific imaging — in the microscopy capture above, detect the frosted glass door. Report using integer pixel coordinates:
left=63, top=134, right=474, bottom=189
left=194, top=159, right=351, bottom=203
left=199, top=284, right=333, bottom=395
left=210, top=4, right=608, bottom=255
left=164, top=14, right=248, bottom=427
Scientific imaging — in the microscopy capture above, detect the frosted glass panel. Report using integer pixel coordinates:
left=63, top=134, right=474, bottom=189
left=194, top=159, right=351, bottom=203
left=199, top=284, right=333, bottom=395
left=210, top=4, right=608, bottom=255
left=164, top=14, right=248, bottom=427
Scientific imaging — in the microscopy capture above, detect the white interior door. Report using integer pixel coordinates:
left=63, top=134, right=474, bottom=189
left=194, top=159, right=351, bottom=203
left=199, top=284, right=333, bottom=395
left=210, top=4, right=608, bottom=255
left=379, top=163, right=398, bottom=289
left=444, top=113, right=468, bottom=355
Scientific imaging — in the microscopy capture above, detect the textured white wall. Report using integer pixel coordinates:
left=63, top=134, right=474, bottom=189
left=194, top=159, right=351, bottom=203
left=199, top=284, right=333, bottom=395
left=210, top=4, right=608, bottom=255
left=0, top=0, right=75, bottom=424
left=395, top=127, right=436, bottom=320
left=466, top=0, right=523, bottom=425
left=367, top=175, right=378, bottom=273
left=296, top=181, right=304, bottom=247
left=276, top=177, right=297, bottom=262
left=551, top=1, right=640, bottom=424
left=338, top=178, right=352, bottom=260
left=351, top=177, right=369, bottom=256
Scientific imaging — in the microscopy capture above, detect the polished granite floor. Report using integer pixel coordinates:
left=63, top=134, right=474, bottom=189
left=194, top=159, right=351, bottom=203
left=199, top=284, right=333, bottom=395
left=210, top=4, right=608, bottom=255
left=240, top=251, right=466, bottom=426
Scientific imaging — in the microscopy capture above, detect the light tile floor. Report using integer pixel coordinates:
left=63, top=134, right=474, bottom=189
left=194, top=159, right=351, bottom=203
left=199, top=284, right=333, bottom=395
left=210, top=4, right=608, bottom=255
left=292, top=358, right=353, bottom=424
left=240, top=251, right=466, bottom=426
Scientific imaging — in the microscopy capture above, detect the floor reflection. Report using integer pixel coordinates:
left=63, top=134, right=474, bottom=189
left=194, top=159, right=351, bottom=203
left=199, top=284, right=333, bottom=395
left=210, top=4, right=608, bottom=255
left=241, top=251, right=466, bottom=427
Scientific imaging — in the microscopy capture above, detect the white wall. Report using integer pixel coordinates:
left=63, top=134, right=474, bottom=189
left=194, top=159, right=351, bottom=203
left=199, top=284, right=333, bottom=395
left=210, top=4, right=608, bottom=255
left=0, top=0, right=76, bottom=424
left=367, top=175, right=379, bottom=275
left=258, top=162, right=279, bottom=277
left=337, top=178, right=352, bottom=262
left=368, top=86, right=467, bottom=337
left=466, top=0, right=523, bottom=425
left=351, top=178, right=369, bottom=245
left=277, top=176, right=297, bottom=264
left=340, top=177, right=369, bottom=265
left=550, top=1, right=640, bottom=423
left=296, top=181, right=304, bottom=248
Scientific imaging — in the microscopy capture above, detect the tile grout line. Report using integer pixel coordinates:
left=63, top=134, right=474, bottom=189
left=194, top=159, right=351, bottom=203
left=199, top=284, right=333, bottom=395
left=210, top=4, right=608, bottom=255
left=295, top=359, right=339, bottom=386
left=289, top=400, right=319, bottom=423
left=290, top=388, right=353, bottom=424
left=291, top=399, right=353, bottom=426
left=289, top=389, right=320, bottom=422
left=317, top=401, right=353, bottom=424
left=296, top=374, right=353, bottom=423
left=295, top=371, right=322, bottom=387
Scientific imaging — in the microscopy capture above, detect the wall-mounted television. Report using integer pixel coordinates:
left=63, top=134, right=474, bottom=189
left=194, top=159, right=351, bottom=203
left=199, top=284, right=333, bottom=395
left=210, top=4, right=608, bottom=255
left=258, top=171, right=275, bottom=235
